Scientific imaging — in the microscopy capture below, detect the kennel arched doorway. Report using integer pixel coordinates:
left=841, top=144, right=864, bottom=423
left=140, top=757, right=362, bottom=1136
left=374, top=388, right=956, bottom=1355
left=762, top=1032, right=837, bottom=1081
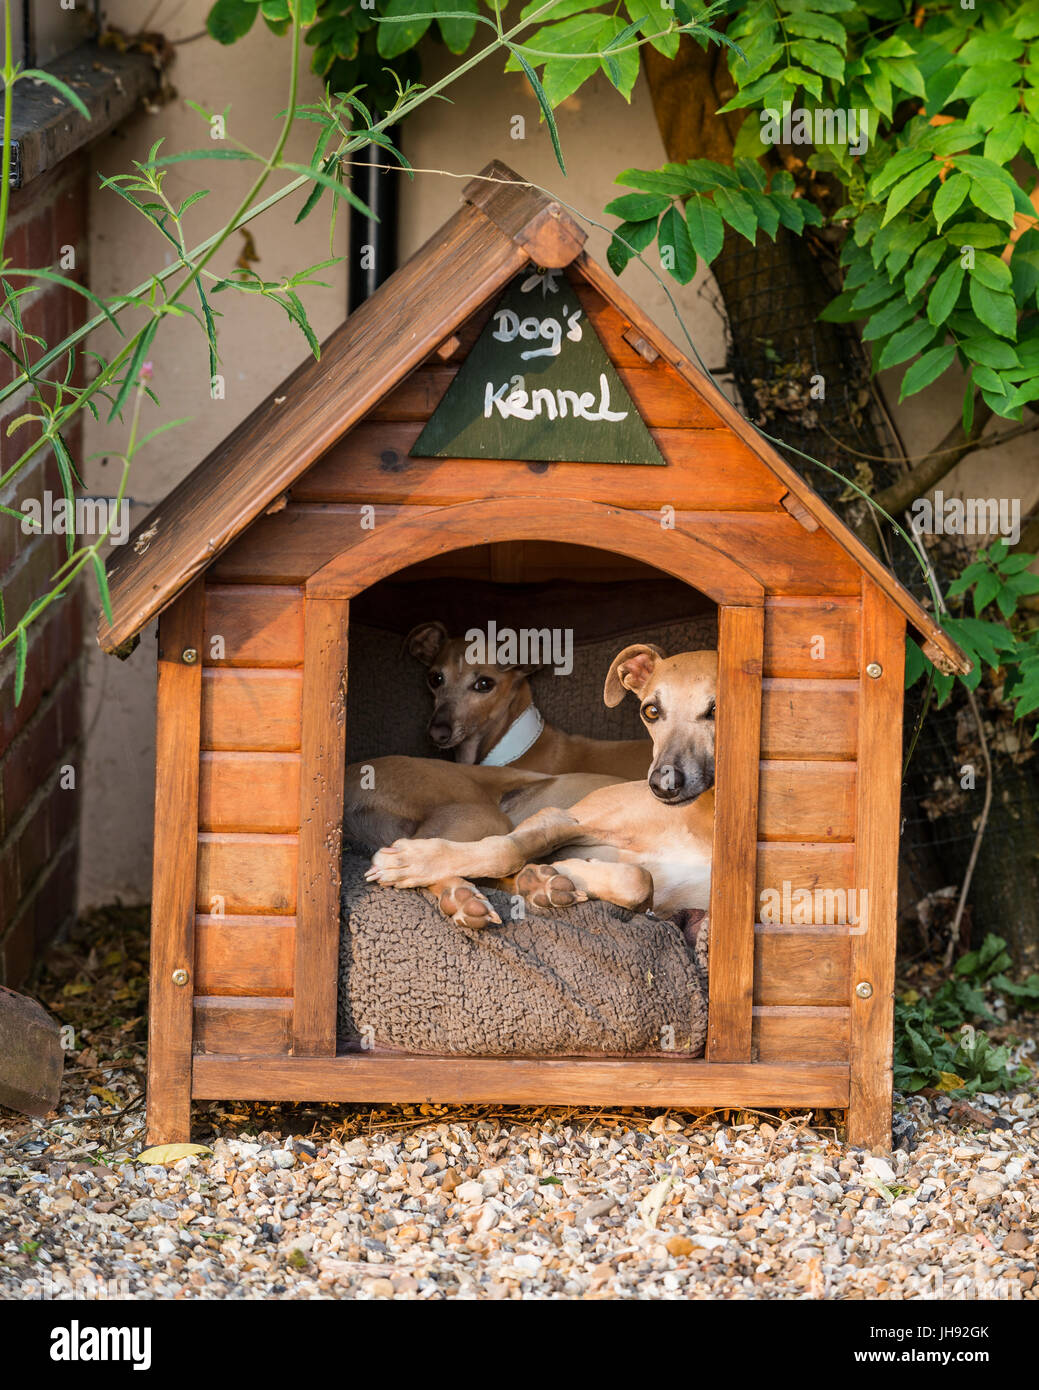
left=208, top=497, right=806, bottom=1101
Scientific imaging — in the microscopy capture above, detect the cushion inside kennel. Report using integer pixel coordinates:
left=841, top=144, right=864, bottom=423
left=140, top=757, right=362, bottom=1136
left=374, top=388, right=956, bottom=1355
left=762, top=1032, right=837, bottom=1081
left=338, top=582, right=716, bottom=1055
left=337, top=850, right=709, bottom=1056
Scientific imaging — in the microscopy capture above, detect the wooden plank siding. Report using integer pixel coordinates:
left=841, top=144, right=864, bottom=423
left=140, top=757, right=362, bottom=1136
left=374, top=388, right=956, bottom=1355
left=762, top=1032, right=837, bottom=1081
left=190, top=581, right=308, bottom=1058
left=750, top=597, right=861, bottom=1063
left=184, top=269, right=868, bottom=1085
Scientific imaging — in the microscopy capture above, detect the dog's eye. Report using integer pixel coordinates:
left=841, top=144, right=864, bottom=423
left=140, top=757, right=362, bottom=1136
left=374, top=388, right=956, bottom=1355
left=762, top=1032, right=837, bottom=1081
left=704, top=700, right=716, bottom=720
left=473, top=676, right=495, bottom=693
left=642, top=703, right=660, bottom=722
left=428, top=671, right=443, bottom=689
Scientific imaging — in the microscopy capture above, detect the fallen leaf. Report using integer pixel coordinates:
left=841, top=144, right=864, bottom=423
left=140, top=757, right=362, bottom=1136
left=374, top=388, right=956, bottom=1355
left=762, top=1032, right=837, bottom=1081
left=136, top=1143, right=212, bottom=1165
left=637, top=1174, right=673, bottom=1229
left=936, top=1072, right=965, bottom=1092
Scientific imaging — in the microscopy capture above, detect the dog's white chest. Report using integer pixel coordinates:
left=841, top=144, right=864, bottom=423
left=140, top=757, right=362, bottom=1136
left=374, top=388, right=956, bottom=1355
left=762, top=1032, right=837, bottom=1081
left=640, top=835, right=712, bottom=913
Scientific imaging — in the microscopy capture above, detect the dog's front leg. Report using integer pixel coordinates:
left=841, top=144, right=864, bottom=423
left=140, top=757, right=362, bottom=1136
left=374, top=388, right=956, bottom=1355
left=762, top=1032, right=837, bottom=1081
left=367, top=806, right=581, bottom=889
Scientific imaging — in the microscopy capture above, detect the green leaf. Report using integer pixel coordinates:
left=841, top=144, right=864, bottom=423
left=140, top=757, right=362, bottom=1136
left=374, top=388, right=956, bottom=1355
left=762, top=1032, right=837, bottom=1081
left=969, top=279, right=1018, bottom=339
left=377, top=0, right=434, bottom=58
left=789, top=39, right=845, bottom=80
left=615, top=165, right=698, bottom=198
left=607, top=217, right=657, bottom=275
left=970, top=251, right=1013, bottom=292
left=91, top=554, right=113, bottom=628
left=905, top=636, right=926, bottom=689
left=623, top=0, right=679, bottom=58
left=742, top=189, right=780, bottom=239
left=434, top=0, right=479, bottom=54
left=899, top=343, right=956, bottom=400
left=657, top=205, right=696, bottom=284
left=861, top=295, right=917, bottom=341
left=933, top=174, right=970, bottom=232
left=877, top=319, right=937, bottom=370
left=785, top=11, right=847, bottom=45
left=684, top=196, right=724, bottom=264
left=540, top=54, right=599, bottom=107
left=905, top=240, right=945, bottom=301
left=965, top=82, right=1019, bottom=126
left=713, top=187, right=758, bottom=244
left=883, top=162, right=939, bottom=226
left=512, top=51, right=567, bottom=174
left=966, top=174, right=1016, bottom=225
left=14, top=627, right=27, bottom=705
left=817, top=289, right=860, bottom=324
left=605, top=191, right=672, bottom=221
left=985, top=112, right=1026, bottom=164
left=927, top=260, right=965, bottom=326
left=206, top=0, right=259, bottom=44
left=959, top=336, right=1019, bottom=370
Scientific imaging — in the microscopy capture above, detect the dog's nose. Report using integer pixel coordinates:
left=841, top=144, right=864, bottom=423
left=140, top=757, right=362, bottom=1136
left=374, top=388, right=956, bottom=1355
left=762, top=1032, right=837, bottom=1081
left=429, top=722, right=453, bottom=746
left=649, top=764, right=686, bottom=801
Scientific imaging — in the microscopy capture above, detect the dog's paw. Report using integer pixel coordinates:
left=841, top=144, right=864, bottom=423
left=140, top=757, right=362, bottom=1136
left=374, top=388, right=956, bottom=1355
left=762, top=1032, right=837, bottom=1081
left=437, top=879, right=501, bottom=930
left=366, top=837, right=446, bottom=887
left=515, top=862, right=587, bottom=913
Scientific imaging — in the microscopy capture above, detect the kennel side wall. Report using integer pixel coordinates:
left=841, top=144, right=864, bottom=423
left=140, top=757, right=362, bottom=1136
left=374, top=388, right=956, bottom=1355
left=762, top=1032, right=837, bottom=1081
left=146, top=267, right=905, bottom=1146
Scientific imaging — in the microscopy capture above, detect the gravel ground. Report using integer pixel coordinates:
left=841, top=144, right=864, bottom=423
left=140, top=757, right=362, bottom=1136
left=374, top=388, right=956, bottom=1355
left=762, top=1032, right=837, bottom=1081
left=1, top=909, right=1036, bottom=1301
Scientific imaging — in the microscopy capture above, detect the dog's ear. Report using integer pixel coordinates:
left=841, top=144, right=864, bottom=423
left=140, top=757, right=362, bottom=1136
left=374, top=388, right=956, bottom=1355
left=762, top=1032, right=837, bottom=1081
left=603, top=644, right=666, bottom=707
left=403, top=620, right=448, bottom=666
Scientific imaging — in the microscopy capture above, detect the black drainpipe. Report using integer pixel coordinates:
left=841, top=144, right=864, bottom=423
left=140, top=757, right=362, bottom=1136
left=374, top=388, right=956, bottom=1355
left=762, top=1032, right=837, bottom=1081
left=347, top=133, right=400, bottom=312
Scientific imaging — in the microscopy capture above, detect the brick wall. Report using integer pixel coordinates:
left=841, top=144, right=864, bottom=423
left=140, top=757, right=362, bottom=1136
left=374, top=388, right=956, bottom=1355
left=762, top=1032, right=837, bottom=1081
left=0, top=155, right=88, bottom=987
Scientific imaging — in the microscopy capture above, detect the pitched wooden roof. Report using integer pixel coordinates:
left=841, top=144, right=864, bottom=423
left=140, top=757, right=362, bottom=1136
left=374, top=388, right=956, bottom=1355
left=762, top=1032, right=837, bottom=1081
left=98, top=161, right=968, bottom=675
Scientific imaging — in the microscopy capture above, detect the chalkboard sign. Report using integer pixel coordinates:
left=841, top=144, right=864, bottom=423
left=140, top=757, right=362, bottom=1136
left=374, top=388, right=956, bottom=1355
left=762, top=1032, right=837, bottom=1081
left=412, top=270, right=666, bottom=466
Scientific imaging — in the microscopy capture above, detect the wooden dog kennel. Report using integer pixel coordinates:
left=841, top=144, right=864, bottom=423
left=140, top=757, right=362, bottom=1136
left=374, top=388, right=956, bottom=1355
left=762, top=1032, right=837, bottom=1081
left=97, top=163, right=968, bottom=1149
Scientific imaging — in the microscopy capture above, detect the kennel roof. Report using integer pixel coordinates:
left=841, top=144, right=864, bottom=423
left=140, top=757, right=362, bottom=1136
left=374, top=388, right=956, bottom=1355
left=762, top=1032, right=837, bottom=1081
left=96, top=161, right=968, bottom=675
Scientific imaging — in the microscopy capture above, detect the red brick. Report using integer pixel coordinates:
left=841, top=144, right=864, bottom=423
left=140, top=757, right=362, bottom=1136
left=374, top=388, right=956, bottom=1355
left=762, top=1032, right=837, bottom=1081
left=0, top=449, right=59, bottom=576
left=1, top=906, right=37, bottom=988
left=47, top=775, right=78, bottom=850
left=0, top=843, right=18, bottom=935
left=42, top=584, right=82, bottom=690
left=21, top=285, right=65, bottom=360
left=53, top=174, right=88, bottom=282
left=16, top=798, right=49, bottom=892
left=56, top=670, right=81, bottom=748
left=32, top=839, right=77, bottom=955
left=3, top=220, right=28, bottom=273
left=2, top=528, right=69, bottom=629
left=1, top=695, right=61, bottom=831
left=0, top=631, right=46, bottom=748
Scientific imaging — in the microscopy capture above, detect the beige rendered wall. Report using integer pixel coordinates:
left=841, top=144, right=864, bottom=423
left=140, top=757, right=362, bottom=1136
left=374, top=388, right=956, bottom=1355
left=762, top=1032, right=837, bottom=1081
left=80, top=1, right=1038, bottom=905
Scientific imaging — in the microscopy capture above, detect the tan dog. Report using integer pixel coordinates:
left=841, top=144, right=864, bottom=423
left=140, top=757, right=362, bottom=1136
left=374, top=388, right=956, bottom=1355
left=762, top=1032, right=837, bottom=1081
left=364, top=646, right=717, bottom=928
left=405, top=621, right=651, bottom=779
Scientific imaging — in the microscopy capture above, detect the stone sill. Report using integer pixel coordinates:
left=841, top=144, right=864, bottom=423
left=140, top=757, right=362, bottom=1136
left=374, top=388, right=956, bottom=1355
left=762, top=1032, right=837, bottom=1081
left=3, top=41, right=161, bottom=190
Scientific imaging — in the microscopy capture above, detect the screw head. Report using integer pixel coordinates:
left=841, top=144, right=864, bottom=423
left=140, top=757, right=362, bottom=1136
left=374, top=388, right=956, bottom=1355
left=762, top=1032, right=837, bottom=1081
left=855, top=980, right=874, bottom=999
left=866, top=662, right=882, bottom=679
left=181, top=648, right=198, bottom=664
left=171, top=968, right=189, bottom=986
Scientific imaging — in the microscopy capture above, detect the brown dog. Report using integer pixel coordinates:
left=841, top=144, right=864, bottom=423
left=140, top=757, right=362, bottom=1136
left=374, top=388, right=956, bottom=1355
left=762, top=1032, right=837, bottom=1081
left=361, top=645, right=718, bottom=928
left=405, top=621, right=651, bottom=779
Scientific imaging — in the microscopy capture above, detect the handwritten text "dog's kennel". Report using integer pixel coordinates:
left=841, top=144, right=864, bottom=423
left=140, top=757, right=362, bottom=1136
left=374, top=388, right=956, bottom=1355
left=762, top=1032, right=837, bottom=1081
left=483, top=306, right=630, bottom=424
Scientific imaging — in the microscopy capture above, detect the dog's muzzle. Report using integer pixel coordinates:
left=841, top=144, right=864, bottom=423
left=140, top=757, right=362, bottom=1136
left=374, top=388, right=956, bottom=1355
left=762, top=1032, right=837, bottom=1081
left=648, top=760, right=714, bottom=804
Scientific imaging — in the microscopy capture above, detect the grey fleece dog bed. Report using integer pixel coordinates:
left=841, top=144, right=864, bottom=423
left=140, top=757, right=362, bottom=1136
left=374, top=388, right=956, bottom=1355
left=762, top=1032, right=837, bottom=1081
left=337, top=850, right=709, bottom=1056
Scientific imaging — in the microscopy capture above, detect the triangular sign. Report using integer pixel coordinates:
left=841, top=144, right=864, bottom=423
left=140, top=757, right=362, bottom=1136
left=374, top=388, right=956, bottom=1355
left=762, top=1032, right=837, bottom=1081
left=412, top=270, right=666, bottom=465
